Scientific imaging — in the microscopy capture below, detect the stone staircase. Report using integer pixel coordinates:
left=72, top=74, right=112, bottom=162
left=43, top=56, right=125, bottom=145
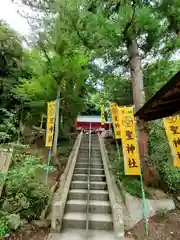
left=59, top=134, right=116, bottom=239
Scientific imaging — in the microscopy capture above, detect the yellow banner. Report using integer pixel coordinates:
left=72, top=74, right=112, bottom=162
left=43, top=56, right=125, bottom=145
left=163, top=115, right=180, bottom=167
left=110, top=103, right=121, bottom=139
left=101, top=105, right=105, bottom=126
left=119, top=106, right=140, bottom=175
left=45, top=101, right=56, bottom=147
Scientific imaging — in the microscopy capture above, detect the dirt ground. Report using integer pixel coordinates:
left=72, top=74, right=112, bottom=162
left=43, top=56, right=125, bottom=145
left=128, top=210, right=180, bottom=240
left=5, top=224, right=49, bottom=240
left=5, top=210, right=180, bottom=240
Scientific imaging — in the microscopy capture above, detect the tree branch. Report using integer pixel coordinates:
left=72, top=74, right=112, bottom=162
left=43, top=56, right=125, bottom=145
left=37, top=41, right=52, bottom=67
left=59, top=5, right=94, bottom=50
left=122, top=0, right=136, bottom=38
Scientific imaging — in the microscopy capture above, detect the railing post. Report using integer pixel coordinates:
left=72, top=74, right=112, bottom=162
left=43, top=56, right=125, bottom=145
left=86, top=123, right=91, bottom=234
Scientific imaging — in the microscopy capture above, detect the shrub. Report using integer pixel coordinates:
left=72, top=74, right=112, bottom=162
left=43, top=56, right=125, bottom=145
left=108, top=146, right=151, bottom=198
left=0, top=109, right=19, bottom=144
left=0, top=212, right=9, bottom=238
left=159, top=163, right=180, bottom=193
left=2, top=149, right=53, bottom=220
left=148, top=120, right=180, bottom=194
left=107, top=119, right=180, bottom=197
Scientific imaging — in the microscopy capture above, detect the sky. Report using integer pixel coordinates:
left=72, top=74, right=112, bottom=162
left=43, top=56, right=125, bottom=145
left=0, top=0, right=31, bottom=35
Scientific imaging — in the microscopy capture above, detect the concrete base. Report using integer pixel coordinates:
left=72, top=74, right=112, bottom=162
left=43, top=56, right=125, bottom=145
left=123, top=192, right=175, bottom=230
left=48, top=229, right=118, bottom=240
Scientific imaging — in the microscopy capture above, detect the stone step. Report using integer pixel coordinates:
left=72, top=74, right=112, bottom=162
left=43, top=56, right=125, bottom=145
left=91, top=154, right=102, bottom=158
left=55, top=229, right=118, bottom=240
left=90, top=168, right=105, bottom=175
left=91, top=149, right=101, bottom=153
left=91, top=152, right=101, bottom=156
left=90, top=174, right=106, bottom=181
left=70, top=181, right=107, bottom=190
left=77, top=160, right=103, bottom=166
left=63, top=212, right=113, bottom=230
left=90, top=161, right=103, bottom=166
left=78, top=157, right=102, bottom=162
left=80, top=145, right=100, bottom=149
left=72, top=174, right=87, bottom=181
left=79, top=150, right=101, bottom=154
left=77, top=157, right=102, bottom=162
left=74, top=168, right=104, bottom=175
left=89, top=200, right=111, bottom=214
left=79, top=148, right=89, bottom=152
left=73, top=174, right=106, bottom=182
left=75, top=163, right=103, bottom=169
left=68, top=189, right=109, bottom=201
left=78, top=154, right=102, bottom=159
left=80, top=143, right=99, bottom=146
left=80, top=148, right=101, bottom=152
left=71, top=181, right=88, bottom=189
left=78, top=153, right=89, bottom=158
left=75, top=163, right=89, bottom=169
left=65, top=200, right=111, bottom=214
left=90, top=181, right=107, bottom=190
left=92, top=163, right=103, bottom=169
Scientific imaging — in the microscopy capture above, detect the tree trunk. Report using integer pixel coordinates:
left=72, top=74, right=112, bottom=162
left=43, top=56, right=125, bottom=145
left=128, top=39, right=145, bottom=110
left=52, top=86, right=61, bottom=166
left=127, top=39, right=149, bottom=177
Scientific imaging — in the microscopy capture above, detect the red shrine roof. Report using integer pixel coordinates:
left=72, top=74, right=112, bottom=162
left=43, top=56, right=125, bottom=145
left=76, top=115, right=112, bottom=129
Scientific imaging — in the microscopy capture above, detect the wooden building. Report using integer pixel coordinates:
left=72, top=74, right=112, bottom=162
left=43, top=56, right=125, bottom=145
left=135, top=71, right=180, bottom=121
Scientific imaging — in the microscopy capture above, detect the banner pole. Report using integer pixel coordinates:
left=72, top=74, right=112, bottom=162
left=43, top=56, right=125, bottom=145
left=45, top=101, right=56, bottom=184
left=115, top=138, right=121, bottom=161
left=139, top=168, right=149, bottom=237
left=133, top=104, right=149, bottom=237
left=45, top=147, right=52, bottom=184
left=111, top=104, right=149, bottom=237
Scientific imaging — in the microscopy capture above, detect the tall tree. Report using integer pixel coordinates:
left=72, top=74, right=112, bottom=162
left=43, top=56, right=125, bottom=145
left=0, top=20, right=23, bottom=122
left=12, top=0, right=180, bottom=175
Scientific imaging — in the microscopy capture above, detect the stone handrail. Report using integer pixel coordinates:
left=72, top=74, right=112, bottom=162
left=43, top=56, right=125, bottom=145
left=51, top=132, right=83, bottom=232
left=99, top=135, right=124, bottom=239
left=0, top=148, right=13, bottom=197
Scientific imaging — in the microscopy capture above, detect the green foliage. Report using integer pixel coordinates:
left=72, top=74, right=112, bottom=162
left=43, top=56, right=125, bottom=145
left=0, top=21, right=23, bottom=115
left=0, top=212, right=9, bottom=238
left=144, top=59, right=180, bottom=99
left=108, top=146, right=151, bottom=198
left=148, top=120, right=171, bottom=165
left=0, top=109, right=19, bottom=143
left=90, top=76, right=132, bottom=120
left=158, top=0, right=180, bottom=35
left=0, top=20, right=23, bottom=77
left=159, top=163, right=180, bottom=194
left=1, top=0, right=180, bottom=202
left=148, top=120, right=180, bottom=194
left=1, top=149, right=52, bottom=220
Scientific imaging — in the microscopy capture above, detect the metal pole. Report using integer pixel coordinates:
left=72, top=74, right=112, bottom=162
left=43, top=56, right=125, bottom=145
left=86, top=122, right=91, bottom=235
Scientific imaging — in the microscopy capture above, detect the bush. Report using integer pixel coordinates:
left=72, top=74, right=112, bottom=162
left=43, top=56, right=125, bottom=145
left=159, top=163, right=180, bottom=193
left=108, top=146, right=151, bottom=198
left=1, top=148, right=53, bottom=220
left=148, top=120, right=180, bottom=194
left=0, top=211, right=9, bottom=238
left=107, top=119, right=180, bottom=197
left=0, top=109, right=19, bottom=144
